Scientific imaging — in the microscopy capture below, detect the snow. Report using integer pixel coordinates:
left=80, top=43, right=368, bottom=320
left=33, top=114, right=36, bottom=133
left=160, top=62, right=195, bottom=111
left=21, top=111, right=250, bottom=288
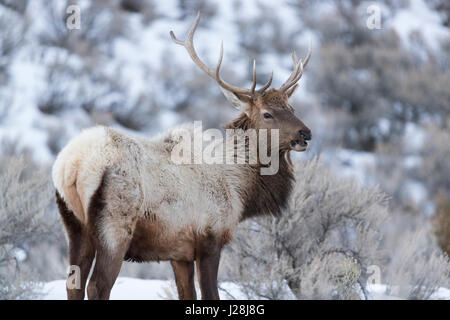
left=388, top=0, right=449, bottom=51
left=322, top=149, right=377, bottom=185
left=366, top=284, right=401, bottom=300
left=367, top=284, right=450, bottom=300
left=12, top=248, right=27, bottom=262
left=402, top=179, right=428, bottom=205
left=402, top=122, right=426, bottom=153
left=41, top=277, right=247, bottom=300
left=0, top=52, right=51, bottom=162
left=40, top=277, right=450, bottom=300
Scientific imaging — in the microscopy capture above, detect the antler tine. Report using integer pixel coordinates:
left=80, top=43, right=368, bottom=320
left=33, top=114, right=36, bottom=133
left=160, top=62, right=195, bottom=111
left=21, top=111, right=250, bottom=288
left=215, top=41, right=227, bottom=88
left=303, top=37, right=312, bottom=68
left=256, top=71, right=273, bottom=94
left=279, top=52, right=301, bottom=92
left=250, top=60, right=257, bottom=95
left=284, top=59, right=305, bottom=92
left=292, top=51, right=298, bottom=65
left=291, top=59, right=305, bottom=86
left=287, top=40, right=312, bottom=89
left=171, top=13, right=261, bottom=96
left=170, top=13, right=216, bottom=80
left=280, top=38, right=312, bottom=92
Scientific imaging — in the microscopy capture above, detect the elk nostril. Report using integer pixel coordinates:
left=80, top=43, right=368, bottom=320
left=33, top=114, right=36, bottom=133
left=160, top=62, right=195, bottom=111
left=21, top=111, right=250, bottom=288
left=300, top=130, right=311, bottom=141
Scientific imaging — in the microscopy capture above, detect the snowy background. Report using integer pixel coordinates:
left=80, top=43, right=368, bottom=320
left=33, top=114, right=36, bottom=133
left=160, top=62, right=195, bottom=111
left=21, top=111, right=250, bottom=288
left=0, top=0, right=449, bottom=299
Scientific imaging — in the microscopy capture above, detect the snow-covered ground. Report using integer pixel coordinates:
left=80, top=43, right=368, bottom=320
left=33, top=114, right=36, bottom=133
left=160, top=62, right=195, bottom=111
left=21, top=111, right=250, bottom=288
left=41, top=277, right=248, bottom=300
left=41, top=277, right=450, bottom=300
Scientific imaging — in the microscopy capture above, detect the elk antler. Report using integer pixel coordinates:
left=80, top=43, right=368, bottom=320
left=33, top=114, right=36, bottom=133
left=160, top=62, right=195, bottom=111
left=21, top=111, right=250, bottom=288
left=279, top=39, right=312, bottom=93
left=170, top=13, right=273, bottom=97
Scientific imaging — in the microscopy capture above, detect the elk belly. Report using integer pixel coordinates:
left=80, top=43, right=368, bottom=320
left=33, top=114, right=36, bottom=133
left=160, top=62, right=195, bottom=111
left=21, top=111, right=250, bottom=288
left=125, top=218, right=197, bottom=262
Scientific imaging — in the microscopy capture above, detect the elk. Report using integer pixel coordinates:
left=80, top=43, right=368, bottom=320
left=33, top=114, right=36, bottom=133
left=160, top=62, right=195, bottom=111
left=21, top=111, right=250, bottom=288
left=52, top=13, right=312, bottom=300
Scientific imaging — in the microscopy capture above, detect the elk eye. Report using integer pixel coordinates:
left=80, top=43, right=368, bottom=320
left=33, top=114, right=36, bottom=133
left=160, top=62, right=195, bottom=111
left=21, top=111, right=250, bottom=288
left=263, top=112, right=273, bottom=119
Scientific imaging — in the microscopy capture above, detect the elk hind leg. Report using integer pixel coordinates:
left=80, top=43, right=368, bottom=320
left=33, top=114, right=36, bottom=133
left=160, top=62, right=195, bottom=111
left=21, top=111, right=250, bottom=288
left=86, top=215, right=136, bottom=300
left=85, top=171, right=140, bottom=299
left=86, top=240, right=130, bottom=300
left=56, top=191, right=95, bottom=300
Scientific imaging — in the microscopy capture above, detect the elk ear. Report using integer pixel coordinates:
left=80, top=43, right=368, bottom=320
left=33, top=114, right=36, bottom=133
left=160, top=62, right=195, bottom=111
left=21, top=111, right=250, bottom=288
left=220, top=88, right=252, bottom=114
left=286, top=84, right=299, bottom=98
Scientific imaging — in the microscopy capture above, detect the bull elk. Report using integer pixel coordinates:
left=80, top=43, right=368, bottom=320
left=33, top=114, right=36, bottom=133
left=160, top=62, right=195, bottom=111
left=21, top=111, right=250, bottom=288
left=52, top=13, right=312, bottom=300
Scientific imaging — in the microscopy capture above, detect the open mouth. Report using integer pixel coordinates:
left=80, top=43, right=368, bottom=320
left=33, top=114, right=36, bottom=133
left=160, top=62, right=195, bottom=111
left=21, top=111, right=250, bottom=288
left=291, top=140, right=308, bottom=152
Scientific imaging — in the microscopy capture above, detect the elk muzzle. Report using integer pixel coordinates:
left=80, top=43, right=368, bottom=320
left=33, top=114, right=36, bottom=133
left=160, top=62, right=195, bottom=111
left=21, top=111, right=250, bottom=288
left=291, top=128, right=311, bottom=152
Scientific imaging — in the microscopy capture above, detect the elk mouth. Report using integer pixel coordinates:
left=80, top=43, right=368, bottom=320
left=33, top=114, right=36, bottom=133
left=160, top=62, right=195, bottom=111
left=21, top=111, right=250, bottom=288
left=291, top=140, right=308, bottom=152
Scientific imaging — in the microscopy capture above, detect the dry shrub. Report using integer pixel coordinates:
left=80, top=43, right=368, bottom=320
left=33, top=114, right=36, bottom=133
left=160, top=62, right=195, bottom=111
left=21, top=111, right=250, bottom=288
left=0, top=156, right=55, bottom=299
left=223, top=158, right=450, bottom=300
left=223, top=158, right=389, bottom=300
left=384, top=226, right=450, bottom=300
left=433, top=192, right=450, bottom=257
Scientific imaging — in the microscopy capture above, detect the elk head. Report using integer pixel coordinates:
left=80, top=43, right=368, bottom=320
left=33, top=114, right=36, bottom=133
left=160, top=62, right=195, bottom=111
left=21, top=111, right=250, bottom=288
left=170, top=13, right=312, bottom=152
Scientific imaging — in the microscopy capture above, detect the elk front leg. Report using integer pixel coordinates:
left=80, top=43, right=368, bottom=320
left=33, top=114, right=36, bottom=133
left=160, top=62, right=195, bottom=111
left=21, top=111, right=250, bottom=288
left=195, top=235, right=222, bottom=300
left=171, top=260, right=197, bottom=300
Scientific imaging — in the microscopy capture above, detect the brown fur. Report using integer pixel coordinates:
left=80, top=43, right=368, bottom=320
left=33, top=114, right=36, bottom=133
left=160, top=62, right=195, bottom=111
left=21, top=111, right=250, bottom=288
left=224, top=112, right=252, bottom=130
left=56, top=191, right=95, bottom=300
left=171, top=260, right=197, bottom=300
left=85, top=170, right=107, bottom=243
left=240, top=153, right=294, bottom=220
left=124, top=218, right=233, bottom=263
left=195, top=231, right=222, bottom=300
left=224, top=90, right=298, bottom=219
left=224, top=113, right=295, bottom=219
left=125, top=219, right=197, bottom=262
left=260, top=88, right=293, bottom=110
left=85, top=172, right=136, bottom=300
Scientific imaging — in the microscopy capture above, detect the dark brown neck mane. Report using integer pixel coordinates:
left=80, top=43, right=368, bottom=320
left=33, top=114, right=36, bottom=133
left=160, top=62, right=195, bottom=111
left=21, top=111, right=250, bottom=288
left=224, top=113, right=295, bottom=220
left=223, top=113, right=253, bottom=131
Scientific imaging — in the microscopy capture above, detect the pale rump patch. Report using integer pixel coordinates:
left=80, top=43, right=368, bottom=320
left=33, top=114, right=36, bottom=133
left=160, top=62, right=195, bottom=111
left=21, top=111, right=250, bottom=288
left=52, top=126, right=111, bottom=224
left=64, top=183, right=85, bottom=223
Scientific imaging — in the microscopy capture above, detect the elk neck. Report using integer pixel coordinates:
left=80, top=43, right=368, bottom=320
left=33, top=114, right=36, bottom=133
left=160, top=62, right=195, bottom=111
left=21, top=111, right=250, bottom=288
left=224, top=113, right=295, bottom=220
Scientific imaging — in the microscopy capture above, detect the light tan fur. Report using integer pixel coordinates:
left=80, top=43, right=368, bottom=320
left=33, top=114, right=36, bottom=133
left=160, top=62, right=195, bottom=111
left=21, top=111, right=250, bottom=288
left=53, top=126, right=116, bottom=223
left=52, top=124, right=245, bottom=256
